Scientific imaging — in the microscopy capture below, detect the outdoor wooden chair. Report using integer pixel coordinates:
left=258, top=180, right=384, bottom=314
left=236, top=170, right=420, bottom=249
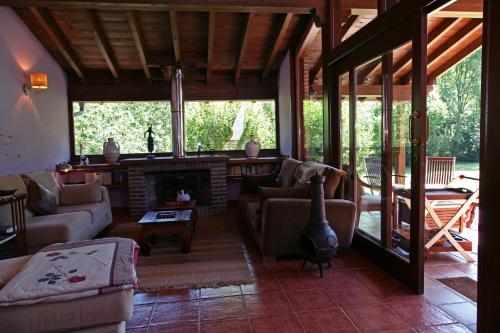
left=363, top=156, right=382, bottom=194
left=426, top=156, right=456, bottom=186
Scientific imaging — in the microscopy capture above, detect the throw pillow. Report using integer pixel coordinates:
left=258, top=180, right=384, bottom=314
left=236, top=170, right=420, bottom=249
left=277, top=158, right=303, bottom=187
left=23, top=177, right=58, bottom=215
left=240, top=172, right=277, bottom=194
left=60, top=183, right=102, bottom=206
left=323, top=167, right=347, bottom=199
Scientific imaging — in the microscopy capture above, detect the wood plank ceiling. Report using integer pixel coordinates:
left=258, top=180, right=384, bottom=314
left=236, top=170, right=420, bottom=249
left=10, top=2, right=316, bottom=88
left=304, top=0, right=483, bottom=99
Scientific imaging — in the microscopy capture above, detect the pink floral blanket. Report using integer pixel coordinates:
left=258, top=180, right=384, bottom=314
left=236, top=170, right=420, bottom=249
left=0, top=237, right=139, bottom=306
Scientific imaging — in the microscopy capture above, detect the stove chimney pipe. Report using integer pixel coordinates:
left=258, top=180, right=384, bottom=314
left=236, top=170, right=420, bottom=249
left=171, top=67, right=185, bottom=158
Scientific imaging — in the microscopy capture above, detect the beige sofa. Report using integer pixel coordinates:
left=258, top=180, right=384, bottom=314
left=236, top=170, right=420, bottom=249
left=0, top=255, right=133, bottom=333
left=0, top=170, right=112, bottom=251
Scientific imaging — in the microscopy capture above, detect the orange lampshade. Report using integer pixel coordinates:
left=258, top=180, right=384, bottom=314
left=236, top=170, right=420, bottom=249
left=30, top=72, right=48, bottom=90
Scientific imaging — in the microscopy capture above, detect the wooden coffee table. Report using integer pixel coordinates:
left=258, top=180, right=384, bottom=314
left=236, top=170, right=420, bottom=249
left=138, top=209, right=195, bottom=256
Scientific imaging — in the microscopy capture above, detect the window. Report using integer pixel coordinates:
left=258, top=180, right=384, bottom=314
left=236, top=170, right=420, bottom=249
left=303, top=99, right=324, bottom=162
left=72, top=101, right=172, bottom=155
left=184, top=100, right=277, bottom=151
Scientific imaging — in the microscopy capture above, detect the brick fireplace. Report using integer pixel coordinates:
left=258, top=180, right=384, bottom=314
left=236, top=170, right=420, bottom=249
left=122, top=156, right=229, bottom=216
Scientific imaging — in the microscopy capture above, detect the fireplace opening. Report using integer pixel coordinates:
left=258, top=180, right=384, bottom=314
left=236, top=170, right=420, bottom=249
left=153, top=170, right=211, bottom=206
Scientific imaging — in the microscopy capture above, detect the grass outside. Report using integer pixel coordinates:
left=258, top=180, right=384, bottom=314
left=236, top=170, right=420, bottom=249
left=456, top=162, right=479, bottom=172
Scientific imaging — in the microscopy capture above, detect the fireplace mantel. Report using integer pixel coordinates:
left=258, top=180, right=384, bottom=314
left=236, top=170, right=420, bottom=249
left=121, top=155, right=230, bottom=165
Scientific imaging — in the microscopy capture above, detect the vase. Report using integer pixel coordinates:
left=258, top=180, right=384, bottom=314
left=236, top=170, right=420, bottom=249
left=176, top=190, right=191, bottom=202
left=244, top=136, right=261, bottom=158
left=103, top=138, right=120, bottom=164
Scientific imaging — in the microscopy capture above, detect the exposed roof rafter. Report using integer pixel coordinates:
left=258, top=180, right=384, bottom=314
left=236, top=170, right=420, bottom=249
left=85, top=9, right=120, bottom=81
left=235, top=12, right=254, bottom=83
left=262, top=13, right=293, bottom=80
left=169, top=10, right=181, bottom=65
left=207, top=11, right=215, bottom=84
left=127, top=11, right=152, bottom=83
left=29, top=7, right=85, bottom=80
left=428, top=36, right=482, bottom=83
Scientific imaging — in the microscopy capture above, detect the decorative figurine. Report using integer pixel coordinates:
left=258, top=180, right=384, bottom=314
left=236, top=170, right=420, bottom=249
left=145, top=126, right=155, bottom=159
left=79, top=144, right=89, bottom=165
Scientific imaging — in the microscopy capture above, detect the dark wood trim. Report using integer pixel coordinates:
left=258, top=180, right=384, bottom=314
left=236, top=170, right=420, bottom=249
left=68, top=90, right=76, bottom=161
left=262, top=13, right=294, bottom=80
left=295, top=57, right=305, bottom=161
left=321, top=10, right=332, bottom=164
left=289, top=51, right=298, bottom=159
left=29, top=7, right=85, bottom=80
left=206, top=11, right=215, bottom=84
left=409, top=10, right=426, bottom=295
left=235, top=13, right=254, bottom=83
left=127, top=11, right=152, bottom=82
left=84, top=9, right=120, bottom=81
left=479, top=0, right=500, bottom=331
left=1, top=0, right=324, bottom=14
left=169, top=10, right=181, bottom=65
left=340, top=15, right=359, bottom=39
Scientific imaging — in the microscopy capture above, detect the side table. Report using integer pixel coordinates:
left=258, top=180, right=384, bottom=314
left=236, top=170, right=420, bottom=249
left=0, top=194, right=27, bottom=256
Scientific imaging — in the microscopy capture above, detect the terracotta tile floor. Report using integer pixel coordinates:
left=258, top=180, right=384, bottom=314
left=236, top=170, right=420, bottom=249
left=126, top=212, right=477, bottom=333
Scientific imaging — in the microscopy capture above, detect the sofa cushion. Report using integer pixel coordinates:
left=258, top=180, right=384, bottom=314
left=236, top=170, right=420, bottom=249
left=58, top=202, right=109, bottom=225
left=24, top=177, right=58, bottom=215
left=26, top=212, right=92, bottom=248
left=278, top=158, right=302, bottom=187
left=60, top=183, right=102, bottom=206
left=259, top=186, right=310, bottom=204
left=240, top=172, right=277, bottom=194
left=24, top=170, right=60, bottom=205
left=294, top=162, right=346, bottom=199
left=0, top=289, right=133, bottom=333
left=0, top=175, right=33, bottom=227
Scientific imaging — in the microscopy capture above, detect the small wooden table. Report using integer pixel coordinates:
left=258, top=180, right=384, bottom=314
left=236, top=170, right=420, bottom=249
left=395, top=187, right=478, bottom=262
left=138, top=209, right=195, bottom=256
left=0, top=194, right=27, bottom=256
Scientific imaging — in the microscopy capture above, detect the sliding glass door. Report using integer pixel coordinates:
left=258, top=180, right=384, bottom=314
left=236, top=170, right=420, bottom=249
left=330, top=9, right=428, bottom=293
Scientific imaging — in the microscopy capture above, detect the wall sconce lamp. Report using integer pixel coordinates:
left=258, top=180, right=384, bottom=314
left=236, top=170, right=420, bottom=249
left=23, top=72, right=48, bottom=95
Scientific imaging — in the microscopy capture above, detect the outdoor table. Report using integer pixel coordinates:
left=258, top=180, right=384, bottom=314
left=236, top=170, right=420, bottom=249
left=394, top=182, right=478, bottom=262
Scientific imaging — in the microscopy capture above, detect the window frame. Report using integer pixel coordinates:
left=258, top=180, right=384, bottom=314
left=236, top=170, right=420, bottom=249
left=68, top=98, right=281, bottom=163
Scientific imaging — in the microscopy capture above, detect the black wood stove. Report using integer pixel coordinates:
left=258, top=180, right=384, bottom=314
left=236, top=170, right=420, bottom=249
left=299, top=173, right=339, bottom=278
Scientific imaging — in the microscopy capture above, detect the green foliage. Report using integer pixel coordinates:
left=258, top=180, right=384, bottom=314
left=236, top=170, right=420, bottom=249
left=74, top=100, right=276, bottom=155
left=73, top=101, right=172, bottom=155
left=427, top=49, right=481, bottom=162
left=303, top=100, right=324, bottom=162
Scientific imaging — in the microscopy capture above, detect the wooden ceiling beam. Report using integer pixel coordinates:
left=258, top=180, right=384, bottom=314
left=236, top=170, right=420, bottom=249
left=84, top=9, right=120, bottom=81
left=262, top=13, right=293, bottom=80
left=428, top=36, right=482, bottom=83
left=206, top=11, right=215, bottom=84
left=0, top=0, right=321, bottom=14
left=296, top=16, right=321, bottom=59
left=29, top=7, right=85, bottom=80
left=392, top=18, right=459, bottom=80
left=308, top=15, right=358, bottom=87
left=127, top=11, right=152, bottom=83
left=235, top=12, right=254, bottom=83
left=340, top=14, right=359, bottom=40
left=169, top=10, right=181, bottom=65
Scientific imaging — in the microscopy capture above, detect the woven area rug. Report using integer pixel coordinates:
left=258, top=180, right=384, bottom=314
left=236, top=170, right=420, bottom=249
left=109, top=213, right=254, bottom=292
left=438, top=276, right=477, bottom=302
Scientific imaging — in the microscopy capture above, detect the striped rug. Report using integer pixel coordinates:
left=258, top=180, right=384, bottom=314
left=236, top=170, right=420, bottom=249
left=109, top=213, right=254, bottom=292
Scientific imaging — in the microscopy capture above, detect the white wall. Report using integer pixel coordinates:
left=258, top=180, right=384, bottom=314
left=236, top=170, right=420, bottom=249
left=278, top=51, right=293, bottom=157
left=0, top=7, right=69, bottom=176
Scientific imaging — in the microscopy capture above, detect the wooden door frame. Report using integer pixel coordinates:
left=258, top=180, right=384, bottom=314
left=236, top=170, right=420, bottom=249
left=479, top=0, right=500, bottom=331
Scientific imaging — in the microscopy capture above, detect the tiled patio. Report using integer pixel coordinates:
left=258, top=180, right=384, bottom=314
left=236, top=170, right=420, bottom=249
left=126, top=214, right=478, bottom=333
